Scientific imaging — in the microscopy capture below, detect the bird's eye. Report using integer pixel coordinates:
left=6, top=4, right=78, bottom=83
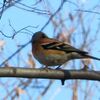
left=42, top=34, right=47, bottom=38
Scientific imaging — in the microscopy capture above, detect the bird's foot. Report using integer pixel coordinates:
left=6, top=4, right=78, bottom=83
left=80, top=64, right=90, bottom=71
left=41, top=66, right=53, bottom=71
left=56, top=65, right=62, bottom=70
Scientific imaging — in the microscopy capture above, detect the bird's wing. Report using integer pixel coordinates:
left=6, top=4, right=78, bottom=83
left=41, top=40, right=88, bottom=54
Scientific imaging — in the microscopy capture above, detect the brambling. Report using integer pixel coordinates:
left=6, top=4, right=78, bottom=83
left=31, top=31, right=100, bottom=68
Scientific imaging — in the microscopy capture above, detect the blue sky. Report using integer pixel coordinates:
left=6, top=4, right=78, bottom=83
left=0, top=0, right=100, bottom=100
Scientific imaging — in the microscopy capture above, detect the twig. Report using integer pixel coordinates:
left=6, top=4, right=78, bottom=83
left=41, top=0, right=66, bottom=31
left=0, top=40, right=31, bottom=66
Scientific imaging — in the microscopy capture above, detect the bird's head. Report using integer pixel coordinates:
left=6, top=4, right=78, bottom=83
left=31, top=31, right=48, bottom=43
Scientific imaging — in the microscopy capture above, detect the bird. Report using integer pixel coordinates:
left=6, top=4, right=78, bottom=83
left=31, top=31, right=100, bottom=68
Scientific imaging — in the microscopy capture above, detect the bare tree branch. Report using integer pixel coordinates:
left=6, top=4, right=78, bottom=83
left=75, top=9, right=100, bottom=15
left=0, top=67, right=100, bottom=81
left=0, top=40, right=31, bottom=66
left=41, top=0, right=66, bottom=31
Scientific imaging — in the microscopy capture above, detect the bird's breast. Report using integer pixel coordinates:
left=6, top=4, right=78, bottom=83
left=32, top=45, right=69, bottom=66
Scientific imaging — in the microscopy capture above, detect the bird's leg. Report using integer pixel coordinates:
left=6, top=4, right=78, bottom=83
left=56, top=65, right=62, bottom=70
left=80, top=60, right=90, bottom=71
left=39, top=65, right=49, bottom=71
left=44, top=66, right=53, bottom=71
left=81, top=64, right=89, bottom=71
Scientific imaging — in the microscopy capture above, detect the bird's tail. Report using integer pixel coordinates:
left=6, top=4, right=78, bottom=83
left=84, top=54, right=100, bottom=61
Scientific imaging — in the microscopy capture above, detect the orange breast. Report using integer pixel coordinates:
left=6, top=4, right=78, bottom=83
left=32, top=42, right=68, bottom=66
